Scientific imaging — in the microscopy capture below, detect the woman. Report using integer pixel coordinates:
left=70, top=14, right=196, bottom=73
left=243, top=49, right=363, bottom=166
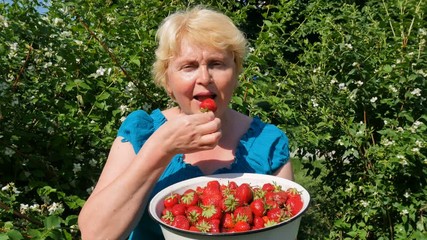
left=78, top=6, right=293, bottom=239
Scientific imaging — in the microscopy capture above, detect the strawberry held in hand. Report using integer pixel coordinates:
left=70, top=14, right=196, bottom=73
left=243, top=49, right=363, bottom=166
left=200, top=98, right=217, bottom=112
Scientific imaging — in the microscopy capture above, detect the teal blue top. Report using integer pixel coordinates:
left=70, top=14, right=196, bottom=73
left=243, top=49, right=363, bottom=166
left=117, top=109, right=290, bottom=240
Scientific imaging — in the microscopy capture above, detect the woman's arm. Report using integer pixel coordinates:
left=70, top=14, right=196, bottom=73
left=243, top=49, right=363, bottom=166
left=78, top=112, right=221, bottom=239
left=274, top=160, right=294, bottom=181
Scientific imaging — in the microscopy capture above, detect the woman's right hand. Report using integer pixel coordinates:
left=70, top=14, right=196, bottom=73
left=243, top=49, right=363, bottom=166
left=151, top=111, right=222, bottom=155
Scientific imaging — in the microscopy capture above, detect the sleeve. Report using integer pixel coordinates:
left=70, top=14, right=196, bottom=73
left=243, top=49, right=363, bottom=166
left=244, top=121, right=290, bottom=174
left=117, top=110, right=155, bottom=154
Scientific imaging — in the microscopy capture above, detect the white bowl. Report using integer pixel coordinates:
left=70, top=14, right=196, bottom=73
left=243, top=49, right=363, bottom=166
left=149, top=173, right=310, bottom=240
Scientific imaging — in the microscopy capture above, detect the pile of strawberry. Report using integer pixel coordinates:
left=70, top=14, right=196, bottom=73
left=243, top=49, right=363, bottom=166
left=160, top=180, right=303, bottom=233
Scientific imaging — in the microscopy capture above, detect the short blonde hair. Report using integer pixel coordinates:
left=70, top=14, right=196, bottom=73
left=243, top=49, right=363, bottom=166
left=152, top=6, right=247, bottom=90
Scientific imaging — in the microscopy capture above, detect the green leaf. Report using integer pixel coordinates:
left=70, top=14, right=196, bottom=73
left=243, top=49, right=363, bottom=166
left=6, top=230, right=23, bottom=240
left=44, top=215, right=61, bottom=229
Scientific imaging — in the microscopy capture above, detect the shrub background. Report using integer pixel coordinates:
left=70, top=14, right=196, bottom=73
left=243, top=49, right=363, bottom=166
left=1, top=0, right=426, bottom=239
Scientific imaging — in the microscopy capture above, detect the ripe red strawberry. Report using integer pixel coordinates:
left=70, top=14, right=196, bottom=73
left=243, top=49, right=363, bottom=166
left=233, top=206, right=253, bottom=225
left=171, top=203, right=187, bottom=216
left=180, top=189, right=199, bottom=207
left=233, top=221, right=251, bottom=232
left=252, top=216, right=265, bottom=229
left=262, top=183, right=276, bottom=192
left=250, top=198, right=265, bottom=217
left=209, top=219, right=221, bottom=233
left=200, top=98, right=217, bottom=112
left=235, top=183, right=253, bottom=205
left=171, top=215, right=190, bottom=230
left=201, top=192, right=223, bottom=207
left=163, top=193, right=180, bottom=208
left=201, top=204, right=223, bottom=221
left=221, top=213, right=235, bottom=229
left=266, top=207, right=284, bottom=222
left=161, top=208, right=174, bottom=225
left=185, top=205, right=203, bottom=224
left=221, top=193, right=240, bottom=213
left=286, top=187, right=303, bottom=216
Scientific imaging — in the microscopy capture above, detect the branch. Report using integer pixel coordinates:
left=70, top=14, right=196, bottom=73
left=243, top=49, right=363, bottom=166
left=0, top=201, right=43, bottom=227
left=13, top=44, right=33, bottom=92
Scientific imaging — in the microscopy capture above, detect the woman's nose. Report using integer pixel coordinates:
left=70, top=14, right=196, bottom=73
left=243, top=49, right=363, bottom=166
left=197, top=65, right=212, bottom=85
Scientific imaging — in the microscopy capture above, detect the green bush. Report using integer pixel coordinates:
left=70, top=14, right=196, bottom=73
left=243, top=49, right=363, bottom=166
left=1, top=0, right=425, bottom=239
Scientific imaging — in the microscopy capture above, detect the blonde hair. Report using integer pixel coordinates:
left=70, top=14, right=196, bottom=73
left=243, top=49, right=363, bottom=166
left=152, top=6, right=247, bottom=90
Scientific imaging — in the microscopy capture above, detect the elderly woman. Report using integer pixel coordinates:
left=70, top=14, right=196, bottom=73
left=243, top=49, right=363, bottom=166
left=78, top=6, right=293, bottom=239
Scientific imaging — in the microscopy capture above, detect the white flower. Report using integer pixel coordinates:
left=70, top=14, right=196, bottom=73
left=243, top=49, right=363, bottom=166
left=412, top=148, right=419, bottom=153
left=60, top=31, right=72, bottom=38
left=73, top=163, right=82, bottom=174
left=89, top=159, right=97, bottom=167
left=53, top=17, right=63, bottom=26
left=4, top=147, right=15, bottom=157
left=400, top=159, right=408, bottom=166
left=404, top=192, right=410, bottom=198
left=20, top=204, right=29, bottom=214
left=30, top=203, right=41, bottom=212
left=413, top=121, right=423, bottom=128
left=415, top=140, right=423, bottom=147
left=343, top=159, right=350, bottom=164
left=10, top=42, right=18, bottom=51
left=338, top=83, right=346, bottom=90
left=120, top=116, right=126, bottom=122
left=119, top=105, right=129, bottom=114
left=382, top=139, right=395, bottom=146
left=330, top=78, right=338, bottom=84
left=352, top=62, right=358, bottom=67
left=0, top=14, right=9, bottom=27
left=47, top=202, right=63, bottom=215
left=400, top=209, right=409, bottom=215
left=1, top=182, right=21, bottom=194
left=360, top=200, right=369, bottom=207
left=311, top=98, right=319, bottom=107
left=96, top=67, right=106, bottom=76
left=410, top=88, right=421, bottom=96
left=344, top=43, right=353, bottom=49
left=74, top=40, right=83, bottom=45
left=356, top=81, right=363, bottom=86
left=370, top=97, right=378, bottom=103
left=249, top=47, right=255, bottom=53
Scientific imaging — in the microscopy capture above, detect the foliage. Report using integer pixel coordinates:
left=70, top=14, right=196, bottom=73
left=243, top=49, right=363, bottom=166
left=1, top=0, right=426, bottom=239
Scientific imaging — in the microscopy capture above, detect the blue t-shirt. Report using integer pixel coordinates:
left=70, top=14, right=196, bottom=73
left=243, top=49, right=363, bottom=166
left=117, top=109, right=290, bottom=239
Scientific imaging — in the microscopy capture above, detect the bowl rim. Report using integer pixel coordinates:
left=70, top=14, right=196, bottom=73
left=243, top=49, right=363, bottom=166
left=149, top=173, right=310, bottom=237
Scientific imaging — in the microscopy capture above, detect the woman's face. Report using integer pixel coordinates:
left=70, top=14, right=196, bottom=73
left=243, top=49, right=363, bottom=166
left=166, top=38, right=238, bottom=117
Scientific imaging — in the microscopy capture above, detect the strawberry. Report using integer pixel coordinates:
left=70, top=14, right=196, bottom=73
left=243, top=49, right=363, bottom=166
left=221, top=193, right=240, bottom=213
left=252, top=216, right=265, bottom=229
left=180, top=189, right=199, bottom=207
left=161, top=208, right=174, bottom=225
left=233, top=206, right=253, bottom=225
left=163, top=193, right=180, bottom=208
left=235, top=183, right=253, bottom=205
left=171, top=203, right=187, bottom=216
left=266, top=207, right=284, bottom=222
left=201, top=192, right=223, bottom=207
left=185, top=205, right=203, bottom=224
left=171, top=215, right=190, bottom=230
left=200, top=98, right=217, bottom=112
left=286, top=187, right=303, bottom=216
left=249, top=198, right=265, bottom=217
left=262, top=183, right=276, bottom=192
left=233, top=221, right=251, bottom=232
left=201, top=204, right=223, bottom=221
left=221, top=213, right=235, bottom=229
